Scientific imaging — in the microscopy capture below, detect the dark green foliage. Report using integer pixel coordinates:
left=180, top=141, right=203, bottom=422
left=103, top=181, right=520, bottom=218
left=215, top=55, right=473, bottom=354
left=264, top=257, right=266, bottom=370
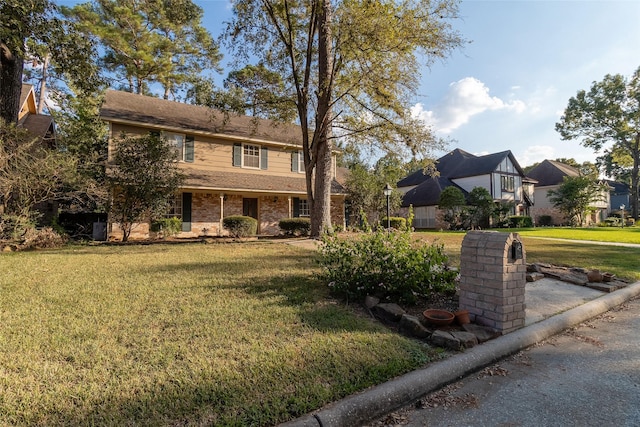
left=150, top=217, right=182, bottom=237
left=537, top=215, right=553, bottom=226
left=107, top=133, right=184, bottom=242
left=438, top=186, right=466, bottom=230
left=508, top=216, right=533, bottom=228
left=380, top=217, right=407, bottom=230
left=278, top=218, right=311, bottom=236
left=223, top=215, right=257, bottom=237
left=319, top=229, right=458, bottom=304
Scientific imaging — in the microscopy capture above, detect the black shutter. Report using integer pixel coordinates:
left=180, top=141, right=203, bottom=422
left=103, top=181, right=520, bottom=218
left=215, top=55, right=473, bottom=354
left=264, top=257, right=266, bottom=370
left=293, top=197, right=300, bottom=217
left=185, top=136, right=194, bottom=162
left=182, top=192, right=192, bottom=232
left=260, top=146, right=268, bottom=170
left=233, top=143, right=241, bottom=167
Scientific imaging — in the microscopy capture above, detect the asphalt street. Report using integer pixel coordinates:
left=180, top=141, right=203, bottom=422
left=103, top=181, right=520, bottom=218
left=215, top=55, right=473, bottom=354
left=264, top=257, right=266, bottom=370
left=370, top=296, right=640, bottom=427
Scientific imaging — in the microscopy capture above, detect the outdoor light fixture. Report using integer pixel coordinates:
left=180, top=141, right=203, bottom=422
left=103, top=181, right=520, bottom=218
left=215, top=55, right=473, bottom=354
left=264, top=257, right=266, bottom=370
left=383, top=183, right=393, bottom=230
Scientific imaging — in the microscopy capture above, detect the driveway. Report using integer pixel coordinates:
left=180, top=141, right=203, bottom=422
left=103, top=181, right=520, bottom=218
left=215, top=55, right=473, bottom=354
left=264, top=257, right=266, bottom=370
left=370, top=296, right=640, bottom=427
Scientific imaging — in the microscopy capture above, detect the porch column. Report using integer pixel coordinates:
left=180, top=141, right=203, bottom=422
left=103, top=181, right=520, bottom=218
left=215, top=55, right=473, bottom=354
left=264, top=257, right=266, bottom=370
left=288, top=196, right=292, bottom=218
left=219, top=194, right=225, bottom=236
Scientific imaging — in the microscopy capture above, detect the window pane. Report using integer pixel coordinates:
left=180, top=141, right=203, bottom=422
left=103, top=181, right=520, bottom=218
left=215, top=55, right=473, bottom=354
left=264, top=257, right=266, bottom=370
left=244, top=144, right=260, bottom=168
left=164, top=132, right=185, bottom=161
left=299, top=199, right=310, bottom=217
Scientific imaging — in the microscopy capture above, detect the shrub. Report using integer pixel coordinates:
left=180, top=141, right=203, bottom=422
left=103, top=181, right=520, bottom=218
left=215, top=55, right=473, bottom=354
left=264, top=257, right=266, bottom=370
left=602, top=216, right=621, bottom=227
left=278, top=218, right=311, bottom=236
left=380, top=217, right=407, bottom=230
left=18, top=227, right=67, bottom=250
left=150, top=217, right=182, bottom=238
left=0, top=214, right=36, bottom=240
left=508, top=215, right=533, bottom=228
left=223, top=215, right=257, bottom=238
left=319, top=229, right=458, bottom=304
left=537, top=215, right=553, bottom=227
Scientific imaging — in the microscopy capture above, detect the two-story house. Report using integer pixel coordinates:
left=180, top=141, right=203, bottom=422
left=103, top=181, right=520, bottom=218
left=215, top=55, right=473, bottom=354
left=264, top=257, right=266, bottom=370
left=397, top=149, right=532, bottom=229
left=527, top=159, right=610, bottom=226
left=101, top=90, right=346, bottom=239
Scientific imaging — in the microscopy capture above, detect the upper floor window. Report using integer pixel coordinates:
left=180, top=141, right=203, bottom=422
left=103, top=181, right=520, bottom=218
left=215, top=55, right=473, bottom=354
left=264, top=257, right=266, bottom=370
left=233, top=143, right=268, bottom=170
left=501, top=175, right=515, bottom=192
left=291, top=150, right=304, bottom=173
left=162, top=131, right=194, bottom=162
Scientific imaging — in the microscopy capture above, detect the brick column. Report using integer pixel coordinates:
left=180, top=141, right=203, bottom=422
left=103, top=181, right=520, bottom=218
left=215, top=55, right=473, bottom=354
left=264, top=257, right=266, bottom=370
left=459, top=231, right=526, bottom=334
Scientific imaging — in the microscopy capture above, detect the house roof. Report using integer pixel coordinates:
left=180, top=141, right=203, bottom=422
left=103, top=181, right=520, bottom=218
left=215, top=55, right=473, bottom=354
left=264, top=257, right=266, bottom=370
left=526, top=159, right=579, bottom=186
left=401, top=176, right=466, bottom=207
left=101, top=90, right=304, bottom=147
left=183, top=169, right=346, bottom=195
left=18, top=84, right=55, bottom=144
left=397, top=148, right=525, bottom=188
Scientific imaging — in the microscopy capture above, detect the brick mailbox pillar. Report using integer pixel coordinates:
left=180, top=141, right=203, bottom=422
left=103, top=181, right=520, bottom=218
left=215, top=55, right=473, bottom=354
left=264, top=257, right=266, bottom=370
left=459, top=231, right=526, bottom=334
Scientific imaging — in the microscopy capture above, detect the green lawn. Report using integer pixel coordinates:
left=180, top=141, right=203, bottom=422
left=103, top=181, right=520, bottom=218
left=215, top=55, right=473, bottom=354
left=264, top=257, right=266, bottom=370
left=2, top=229, right=639, bottom=425
left=506, top=226, right=640, bottom=244
left=0, top=243, right=439, bottom=426
left=415, top=227, right=640, bottom=281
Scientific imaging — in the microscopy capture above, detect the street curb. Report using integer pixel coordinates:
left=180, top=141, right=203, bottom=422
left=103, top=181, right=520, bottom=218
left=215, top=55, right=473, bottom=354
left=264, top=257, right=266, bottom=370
left=281, top=281, right=640, bottom=427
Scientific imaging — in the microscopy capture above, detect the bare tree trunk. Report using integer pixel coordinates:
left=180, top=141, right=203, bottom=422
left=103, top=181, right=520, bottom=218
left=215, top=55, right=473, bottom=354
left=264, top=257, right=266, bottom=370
left=309, top=0, right=334, bottom=238
left=36, top=54, right=50, bottom=114
left=0, top=41, right=25, bottom=124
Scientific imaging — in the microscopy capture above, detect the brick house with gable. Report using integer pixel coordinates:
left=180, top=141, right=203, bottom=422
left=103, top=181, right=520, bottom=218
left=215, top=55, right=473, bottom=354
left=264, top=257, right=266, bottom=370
left=101, top=90, right=347, bottom=239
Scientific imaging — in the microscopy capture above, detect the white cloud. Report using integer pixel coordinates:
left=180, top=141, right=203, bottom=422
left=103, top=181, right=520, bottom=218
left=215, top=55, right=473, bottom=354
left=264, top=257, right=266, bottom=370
left=412, top=77, right=526, bottom=134
left=519, top=145, right=556, bottom=168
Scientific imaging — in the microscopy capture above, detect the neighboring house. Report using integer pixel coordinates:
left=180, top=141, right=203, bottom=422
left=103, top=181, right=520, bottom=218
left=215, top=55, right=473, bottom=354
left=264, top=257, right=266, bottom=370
left=527, top=159, right=610, bottom=226
left=100, top=90, right=347, bottom=239
left=18, top=84, right=56, bottom=146
left=397, top=149, right=532, bottom=229
left=606, top=180, right=630, bottom=213
left=12, top=85, right=58, bottom=224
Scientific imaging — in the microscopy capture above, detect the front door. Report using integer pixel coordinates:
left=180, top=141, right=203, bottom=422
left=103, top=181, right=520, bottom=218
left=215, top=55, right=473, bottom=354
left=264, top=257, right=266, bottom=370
left=243, top=198, right=258, bottom=220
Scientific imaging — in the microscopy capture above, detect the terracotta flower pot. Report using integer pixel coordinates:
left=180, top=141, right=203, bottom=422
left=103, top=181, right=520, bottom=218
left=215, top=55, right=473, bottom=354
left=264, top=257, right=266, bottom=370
left=423, top=309, right=455, bottom=326
left=454, top=309, right=470, bottom=325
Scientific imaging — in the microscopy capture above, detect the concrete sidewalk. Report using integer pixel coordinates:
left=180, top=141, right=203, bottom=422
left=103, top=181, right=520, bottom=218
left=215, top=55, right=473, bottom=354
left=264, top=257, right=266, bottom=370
left=281, top=279, right=640, bottom=427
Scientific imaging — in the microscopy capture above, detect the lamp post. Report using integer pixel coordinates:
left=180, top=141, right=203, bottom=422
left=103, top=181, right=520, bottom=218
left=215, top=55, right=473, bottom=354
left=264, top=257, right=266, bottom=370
left=620, top=204, right=625, bottom=228
left=383, top=183, right=393, bottom=230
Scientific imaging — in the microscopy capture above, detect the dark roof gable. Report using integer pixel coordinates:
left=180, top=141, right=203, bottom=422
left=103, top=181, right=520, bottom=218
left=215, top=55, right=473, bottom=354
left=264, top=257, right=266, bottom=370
left=526, top=159, right=579, bottom=186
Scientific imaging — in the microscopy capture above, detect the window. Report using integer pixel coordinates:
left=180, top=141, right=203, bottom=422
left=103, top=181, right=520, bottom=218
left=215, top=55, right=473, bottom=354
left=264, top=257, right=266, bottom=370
left=165, top=194, right=183, bottom=219
left=233, top=143, right=268, bottom=169
left=163, top=132, right=194, bottom=162
left=298, top=199, right=310, bottom=217
left=243, top=144, right=260, bottom=168
left=292, top=150, right=304, bottom=173
left=501, top=175, right=515, bottom=192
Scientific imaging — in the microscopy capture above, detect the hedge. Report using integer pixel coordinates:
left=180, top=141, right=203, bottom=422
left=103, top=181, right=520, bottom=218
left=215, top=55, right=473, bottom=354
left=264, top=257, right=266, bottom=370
left=278, top=218, right=311, bottom=236
left=223, top=216, right=258, bottom=237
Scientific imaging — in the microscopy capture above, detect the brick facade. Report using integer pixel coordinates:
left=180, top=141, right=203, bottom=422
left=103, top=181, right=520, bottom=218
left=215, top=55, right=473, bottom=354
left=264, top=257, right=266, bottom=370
left=459, top=231, right=527, bottom=334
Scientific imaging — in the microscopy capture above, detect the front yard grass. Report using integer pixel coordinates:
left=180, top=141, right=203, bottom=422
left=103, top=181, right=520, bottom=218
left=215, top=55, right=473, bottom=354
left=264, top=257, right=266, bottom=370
left=0, top=243, right=439, bottom=426
left=2, top=229, right=639, bottom=425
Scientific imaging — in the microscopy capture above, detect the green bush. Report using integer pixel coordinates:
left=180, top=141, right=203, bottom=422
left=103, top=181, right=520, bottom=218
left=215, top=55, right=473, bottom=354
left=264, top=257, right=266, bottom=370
left=508, top=215, right=533, bottom=228
left=223, top=215, right=258, bottom=238
left=537, top=215, right=553, bottom=227
left=278, top=218, right=311, bottom=236
left=150, top=217, right=182, bottom=237
left=319, top=229, right=458, bottom=304
left=380, top=217, right=407, bottom=230
left=0, top=214, right=36, bottom=240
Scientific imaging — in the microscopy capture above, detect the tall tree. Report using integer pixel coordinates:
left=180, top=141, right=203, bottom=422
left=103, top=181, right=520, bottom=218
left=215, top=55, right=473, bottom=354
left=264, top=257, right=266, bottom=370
left=556, top=66, right=640, bottom=219
left=107, top=133, right=184, bottom=241
left=1, top=0, right=99, bottom=123
left=64, top=0, right=222, bottom=99
left=225, top=0, right=463, bottom=237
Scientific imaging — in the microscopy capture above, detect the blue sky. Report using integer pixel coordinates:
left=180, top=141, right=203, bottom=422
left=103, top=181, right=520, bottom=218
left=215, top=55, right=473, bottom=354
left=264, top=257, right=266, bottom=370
left=60, top=0, right=640, bottom=168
